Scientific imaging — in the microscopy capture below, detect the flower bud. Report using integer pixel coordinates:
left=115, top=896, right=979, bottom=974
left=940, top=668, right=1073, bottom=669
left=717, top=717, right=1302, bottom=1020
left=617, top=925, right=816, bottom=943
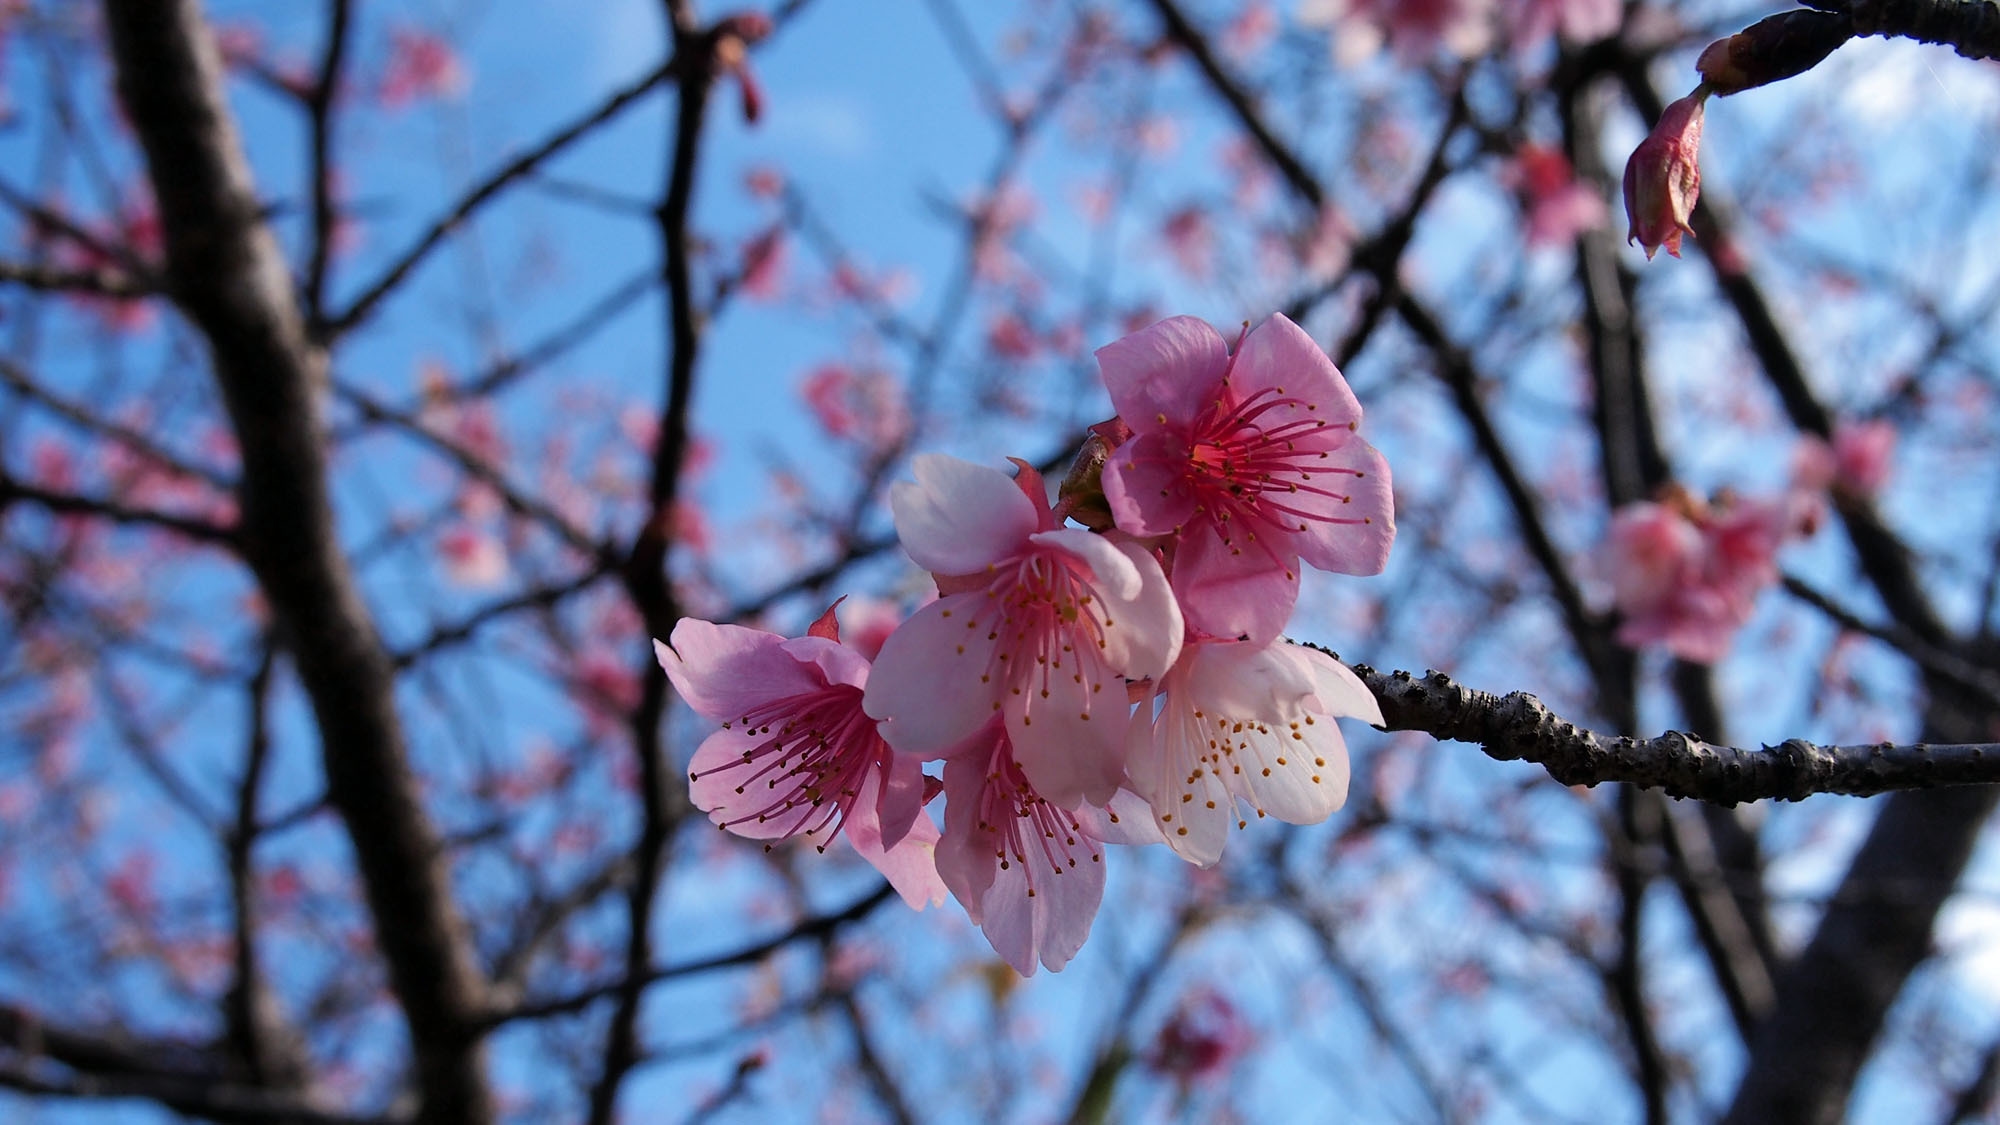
left=1622, top=92, right=1707, bottom=260
left=1056, top=428, right=1120, bottom=531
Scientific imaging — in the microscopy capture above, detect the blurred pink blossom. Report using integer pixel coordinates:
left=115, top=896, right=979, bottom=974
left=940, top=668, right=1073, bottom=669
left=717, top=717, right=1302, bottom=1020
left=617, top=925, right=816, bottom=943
left=1510, top=143, right=1607, bottom=246
left=1144, top=988, right=1254, bottom=1084
left=1607, top=487, right=1814, bottom=663
left=379, top=27, right=465, bottom=108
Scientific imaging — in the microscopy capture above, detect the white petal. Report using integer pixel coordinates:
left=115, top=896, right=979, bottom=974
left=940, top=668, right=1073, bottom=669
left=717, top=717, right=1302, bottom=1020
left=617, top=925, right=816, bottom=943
left=890, top=454, right=1037, bottom=576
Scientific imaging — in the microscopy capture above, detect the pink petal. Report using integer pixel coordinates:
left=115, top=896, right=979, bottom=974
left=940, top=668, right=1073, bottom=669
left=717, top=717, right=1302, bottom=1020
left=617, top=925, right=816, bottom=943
left=778, top=634, right=872, bottom=691
left=862, top=593, right=1001, bottom=756
left=1289, top=438, right=1395, bottom=577
left=1101, top=431, right=1199, bottom=537
left=686, top=726, right=818, bottom=839
left=1228, top=314, right=1361, bottom=425
left=975, top=841, right=1105, bottom=976
left=1126, top=684, right=1233, bottom=867
left=1299, top=645, right=1385, bottom=727
left=846, top=780, right=948, bottom=909
left=1071, top=786, right=1168, bottom=848
left=1096, top=316, right=1228, bottom=432
left=1171, top=522, right=1299, bottom=644
left=655, top=620, right=821, bottom=723
left=1005, top=681, right=1129, bottom=811
left=889, top=454, right=1038, bottom=576
left=873, top=749, right=929, bottom=850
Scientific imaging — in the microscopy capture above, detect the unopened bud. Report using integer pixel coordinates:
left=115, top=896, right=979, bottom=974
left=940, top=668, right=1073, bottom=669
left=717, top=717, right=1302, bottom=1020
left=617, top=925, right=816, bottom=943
left=1057, top=430, right=1120, bottom=531
left=1622, top=92, right=1707, bottom=260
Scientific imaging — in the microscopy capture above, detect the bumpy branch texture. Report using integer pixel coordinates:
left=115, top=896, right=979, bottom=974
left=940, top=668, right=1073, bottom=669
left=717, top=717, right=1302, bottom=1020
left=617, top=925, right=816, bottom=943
left=1350, top=661, right=2000, bottom=804
left=97, top=1, right=494, bottom=1121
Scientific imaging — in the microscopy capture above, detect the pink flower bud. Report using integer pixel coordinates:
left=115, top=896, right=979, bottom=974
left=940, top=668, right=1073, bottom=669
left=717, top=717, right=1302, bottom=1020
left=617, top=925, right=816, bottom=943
left=1622, top=93, right=1707, bottom=260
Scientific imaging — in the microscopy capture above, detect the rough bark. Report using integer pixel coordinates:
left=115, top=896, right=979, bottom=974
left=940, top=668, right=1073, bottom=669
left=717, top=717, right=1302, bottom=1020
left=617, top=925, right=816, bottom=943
left=98, top=1, right=494, bottom=1120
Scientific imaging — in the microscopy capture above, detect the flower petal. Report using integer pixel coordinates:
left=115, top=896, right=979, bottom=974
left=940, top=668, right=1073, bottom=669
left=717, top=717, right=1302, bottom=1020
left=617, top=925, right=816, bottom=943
left=656, top=619, right=821, bottom=723
left=890, top=454, right=1038, bottom=576
left=686, top=726, right=820, bottom=839
left=1102, top=431, right=1198, bottom=537
left=847, top=775, right=948, bottom=910
left=1171, top=521, right=1299, bottom=644
left=1096, top=315, right=1228, bottom=431
left=1229, top=314, right=1362, bottom=424
left=1289, top=437, right=1395, bottom=577
left=863, top=593, right=1002, bottom=756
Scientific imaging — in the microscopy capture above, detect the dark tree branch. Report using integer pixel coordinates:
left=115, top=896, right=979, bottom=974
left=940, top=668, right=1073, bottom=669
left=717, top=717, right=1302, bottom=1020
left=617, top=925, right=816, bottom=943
left=97, top=2, right=495, bottom=1120
left=0, top=259, right=153, bottom=298
left=485, top=880, right=898, bottom=1030
left=0, top=471, right=238, bottom=546
left=323, top=58, right=679, bottom=338
left=1346, top=660, right=2000, bottom=803
left=302, top=0, right=351, bottom=320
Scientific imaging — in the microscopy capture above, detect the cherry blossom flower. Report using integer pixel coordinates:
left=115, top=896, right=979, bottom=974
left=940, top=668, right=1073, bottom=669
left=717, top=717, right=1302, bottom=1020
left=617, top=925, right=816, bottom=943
left=1623, top=92, right=1707, bottom=260
left=1794, top=420, right=1897, bottom=500
left=1300, top=0, right=1495, bottom=64
left=379, top=27, right=465, bottom=108
left=1097, top=314, right=1394, bottom=644
left=1606, top=488, right=1813, bottom=663
left=1143, top=987, right=1254, bottom=1085
left=438, top=524, right=508, bottom=587
left=934, top=721, right=1155, bottom=975
left=1507, top=0, right=1619, bottom=53
left=1510, top=143, right=1607, bottom=247
left=656, top=611, right=946, bottom=908
left=1125, top=638, right=1379, bottom=866
left=863, top=455, right=1182, bottom=810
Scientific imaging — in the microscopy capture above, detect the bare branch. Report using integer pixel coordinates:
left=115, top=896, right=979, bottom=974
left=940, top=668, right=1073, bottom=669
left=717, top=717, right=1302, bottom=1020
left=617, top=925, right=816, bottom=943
left=324, top=58, right=678, bottom=338
left=1348, top=659, right=2000, bottom=803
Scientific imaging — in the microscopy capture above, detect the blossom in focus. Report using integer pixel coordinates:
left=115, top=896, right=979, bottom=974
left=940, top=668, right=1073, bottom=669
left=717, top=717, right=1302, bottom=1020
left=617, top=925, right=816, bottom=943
left=656, top=611, right=946, bottom=908
left=1623, top=92, right=1706, bottom=260
left=1098, top=314, right=1394, bottom=644
left=934, top=721, right=1155, bottom=975
left=1126, top=638, right=1378, bottom=866
left=863, top=455, right=1183, bottom=810
left=935, top=723, right=1100, bottom=975
left=1606, top=489, right=1811, bottom=663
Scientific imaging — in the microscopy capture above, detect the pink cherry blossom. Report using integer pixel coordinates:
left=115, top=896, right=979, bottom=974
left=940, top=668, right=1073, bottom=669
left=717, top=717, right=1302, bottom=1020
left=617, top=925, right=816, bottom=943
left=1606, top=490, right=1811, bottom=663
left=1097, top=314, right=1394, bottom=644
left=1125, top=638, right=1379, bottom=866
left=1300, top=0, right=1495, bottom=63
left=863, top=455, right=1182, bottom=810
left=1831, top=420, right=1896, bottom=498
left=1511, top=143, right=1607, bottom=247
left=933, top=721, right=1153, bottom=975
left=438, top=524, right=508, bottom=587
left=656, top=612, right=946, bottom=909
left=1143, top=987, right=1254, bottom=1085
left=379, top=27, right=465, bottom=108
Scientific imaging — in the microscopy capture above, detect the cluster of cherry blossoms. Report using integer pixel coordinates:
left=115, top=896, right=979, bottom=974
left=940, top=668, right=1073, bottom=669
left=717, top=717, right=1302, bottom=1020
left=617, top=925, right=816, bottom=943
left=656, top=313, right=1396, bottom=974
left=1603, top=420, right=1896, bottom=664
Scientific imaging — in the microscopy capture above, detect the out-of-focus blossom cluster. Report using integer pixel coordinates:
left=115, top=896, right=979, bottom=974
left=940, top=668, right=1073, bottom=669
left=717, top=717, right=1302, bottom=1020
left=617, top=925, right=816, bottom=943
left=655, top=314, right=1395, bottom=974
left=1606, top=420, right=1896, bottom=663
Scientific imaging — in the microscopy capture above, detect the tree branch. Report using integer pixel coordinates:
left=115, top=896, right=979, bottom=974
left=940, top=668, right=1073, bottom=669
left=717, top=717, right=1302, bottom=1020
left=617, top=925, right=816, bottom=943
left=1346, top=660, right=2000, bottom=803
left=97, top=1, right=494, bottom=1119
